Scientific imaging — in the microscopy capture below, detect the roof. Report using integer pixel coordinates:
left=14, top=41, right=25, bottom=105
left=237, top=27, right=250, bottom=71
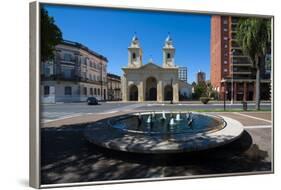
left=107, top=73, right=121, bottom=79
left=60, top=39, right=108, bottom=62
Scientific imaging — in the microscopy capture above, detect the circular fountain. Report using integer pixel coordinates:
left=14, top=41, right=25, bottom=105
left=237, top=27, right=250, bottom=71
left=84, top=111, right=244, bottom=154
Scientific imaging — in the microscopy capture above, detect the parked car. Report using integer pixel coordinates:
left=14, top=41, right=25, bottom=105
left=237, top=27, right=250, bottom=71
left=87, top=97, right=98, bottom=105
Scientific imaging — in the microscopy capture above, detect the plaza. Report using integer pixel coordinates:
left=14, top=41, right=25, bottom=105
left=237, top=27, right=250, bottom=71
left=40, top=102, right=272, bottom=185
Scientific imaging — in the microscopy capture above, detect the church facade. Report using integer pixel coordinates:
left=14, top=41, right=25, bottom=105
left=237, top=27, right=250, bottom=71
left=121, top=35, right=180, bottom=102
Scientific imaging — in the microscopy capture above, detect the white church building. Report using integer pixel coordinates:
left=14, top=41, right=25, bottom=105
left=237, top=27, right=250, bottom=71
left=121, top=34, right=191, bottom=102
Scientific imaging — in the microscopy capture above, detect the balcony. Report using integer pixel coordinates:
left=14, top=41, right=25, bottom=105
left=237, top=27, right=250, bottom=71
left=60, top=58, right=76, bottom=64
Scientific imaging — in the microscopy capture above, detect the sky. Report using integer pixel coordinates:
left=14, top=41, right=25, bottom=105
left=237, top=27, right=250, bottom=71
left=44, top=4, right=211, bottom=83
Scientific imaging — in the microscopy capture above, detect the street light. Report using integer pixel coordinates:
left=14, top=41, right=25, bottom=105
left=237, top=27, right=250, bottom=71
left=170, top=78, right=173, bottom=104
left=230, top=49, right=236, bottom=105
left=221, top=78, right=227, bottom=111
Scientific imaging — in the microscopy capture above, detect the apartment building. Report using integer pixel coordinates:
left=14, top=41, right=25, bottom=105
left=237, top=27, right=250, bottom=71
left=41, top=40, right=108, bottom=103
left=210, top=16, right=271, bottom=101
left=107, top=73, right=121, bottom=101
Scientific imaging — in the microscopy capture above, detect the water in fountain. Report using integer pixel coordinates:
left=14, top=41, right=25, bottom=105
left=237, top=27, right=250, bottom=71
left=146, top=115, right=152, bottom=123
left=176, top=113, right=181, bottom=121
left=169, top=117, right=175, bottom=126
left=162, top=111, right=166, bottom=120
left=187, top=115, right=193, bottom=127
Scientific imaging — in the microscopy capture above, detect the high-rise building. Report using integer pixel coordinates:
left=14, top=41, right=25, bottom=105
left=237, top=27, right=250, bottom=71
left=210, top=16, right=271, bottom=101
left=178, top=67, right=188, bottom=82
left=197, top=70, right=206, bottom=84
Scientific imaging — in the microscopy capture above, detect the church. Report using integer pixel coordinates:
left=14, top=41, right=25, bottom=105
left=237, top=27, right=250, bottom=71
left=121, top=34, right=181, bottom=102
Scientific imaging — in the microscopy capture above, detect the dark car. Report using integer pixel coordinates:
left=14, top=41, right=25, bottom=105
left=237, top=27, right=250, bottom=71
left=87, top=97, right=98, bottom=105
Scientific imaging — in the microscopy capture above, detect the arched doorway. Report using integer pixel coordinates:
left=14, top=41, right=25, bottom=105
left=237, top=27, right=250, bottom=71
left=129, top=84, right=138, bottom=101
left=146, top=77, right=157, bottom=101
left=164, top=84, right=173, bottom=101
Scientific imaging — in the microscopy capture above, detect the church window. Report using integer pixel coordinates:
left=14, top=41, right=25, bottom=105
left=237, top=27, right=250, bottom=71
left=167, top=53, right=171, bottom=59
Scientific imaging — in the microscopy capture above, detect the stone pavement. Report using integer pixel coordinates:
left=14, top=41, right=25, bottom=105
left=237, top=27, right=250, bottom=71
left=40, top=111, right=273, bottom=185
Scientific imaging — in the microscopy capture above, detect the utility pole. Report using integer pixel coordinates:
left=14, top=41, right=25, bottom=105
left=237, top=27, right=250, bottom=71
left=170, top=78, right=173, bottom=104
left=100, top=62, right=103, bottom=101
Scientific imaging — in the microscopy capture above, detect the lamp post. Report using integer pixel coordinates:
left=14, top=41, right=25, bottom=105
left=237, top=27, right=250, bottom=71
left=170, top=78, right=173, bottom=104
left=222, top=78, right=226, bottom=111
left=230, top=49, right=235, bottom=105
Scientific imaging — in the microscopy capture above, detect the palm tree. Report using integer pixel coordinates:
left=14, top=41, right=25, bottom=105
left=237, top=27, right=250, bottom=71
left=236, top=18, right=271, bottom=110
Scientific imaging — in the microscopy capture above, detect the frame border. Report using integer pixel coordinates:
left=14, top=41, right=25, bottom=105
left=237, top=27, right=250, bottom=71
left=29, top=0, right=274, bottom=188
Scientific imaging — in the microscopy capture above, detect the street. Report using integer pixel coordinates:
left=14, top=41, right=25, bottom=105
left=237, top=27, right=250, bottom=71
left=41, top=101, right=271, bottom=123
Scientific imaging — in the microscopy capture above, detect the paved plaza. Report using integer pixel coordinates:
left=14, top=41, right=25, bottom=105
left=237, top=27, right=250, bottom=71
left=40, top=102, right=273, bottom=185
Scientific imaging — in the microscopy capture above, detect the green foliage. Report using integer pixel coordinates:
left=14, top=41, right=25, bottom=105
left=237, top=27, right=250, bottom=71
left=236, top=17, right=271, bottom=110
left=193, top=82, right=207, bottom=99
left=236, top=18, right=271, bottom=67
left=41, top=7, right=62, bottom=62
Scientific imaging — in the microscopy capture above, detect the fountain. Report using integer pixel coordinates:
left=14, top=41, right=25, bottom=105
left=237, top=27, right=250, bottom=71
left=162, top=111, right=166, bottom=120
left=84, top=111, right=244, bottom=154
left=169, top=117, right=175, bottom=126
left=176, top=113, right=181, bottom=121
left=146, top=115, right=152, bottom=123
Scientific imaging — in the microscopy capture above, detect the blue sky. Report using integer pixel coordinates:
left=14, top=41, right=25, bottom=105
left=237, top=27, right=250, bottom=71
left=44, top=4, right=211, bottom=83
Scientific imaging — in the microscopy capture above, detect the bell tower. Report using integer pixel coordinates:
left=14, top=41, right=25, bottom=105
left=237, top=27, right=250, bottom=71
left=163, top=34, right=175, bottom=68
left=128, top=34, right=142, bottom=68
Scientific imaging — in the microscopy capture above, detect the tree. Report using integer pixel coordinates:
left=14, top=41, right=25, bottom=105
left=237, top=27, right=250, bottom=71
left=193, top=82, right=207, bottom=99
left=41, top=7, right=62, bottom=62
left=236, top=18, right=271, bottom=110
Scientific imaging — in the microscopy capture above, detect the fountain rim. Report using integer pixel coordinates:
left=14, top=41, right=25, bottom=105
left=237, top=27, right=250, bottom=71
left=84, top=114, right=245, bottom=154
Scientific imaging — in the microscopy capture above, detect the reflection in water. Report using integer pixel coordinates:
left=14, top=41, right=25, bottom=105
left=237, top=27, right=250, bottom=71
left=112, top=113, right=224, bottom=135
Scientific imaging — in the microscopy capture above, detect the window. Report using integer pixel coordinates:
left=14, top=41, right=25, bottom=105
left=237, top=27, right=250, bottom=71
left=167, top=53, right=171, bottom=59
left=89, top=74, right=92, bottom=80
left=224, top=68, right=228, bottom=72
left=61, top=65, right=74, bottom=79
left=223, top=37, right=228, bottom=40
left=83, top=87, right=87, bottom=96
left=224, top=44, right=228, bottom=48
left=224, top=28, right=228, bottom=32
left=224, top=60, right=228, bottom=64
left=63, top=53, right=73, bottom=61
left=65, top=86, right=72, bottom=95
left=44, top=86, right=50, bottom=95
left=223, top=20, right=228, bottom=24
left=94, top=88, right=97, bottom=95
left=98, top=88, right=100, bottom=95
left=132, top=53, right=136, bottom=59
left=90, top=88, right=93, bottom=96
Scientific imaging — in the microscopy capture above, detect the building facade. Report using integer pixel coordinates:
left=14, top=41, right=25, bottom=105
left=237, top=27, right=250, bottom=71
left=197, top=70, right=206, bottom=84
left=41, top=40, right=108, bottom=103
left=210, top=16, right=271, bottom=101
left=107, top=73, right=121, bottom=101
left=178, top=67, right=188, bottom=83
left=121, top=35, right=180, bottom=102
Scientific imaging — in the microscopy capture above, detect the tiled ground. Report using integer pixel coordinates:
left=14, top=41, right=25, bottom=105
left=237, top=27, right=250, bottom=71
left=41, top=111, right=273, bottom=185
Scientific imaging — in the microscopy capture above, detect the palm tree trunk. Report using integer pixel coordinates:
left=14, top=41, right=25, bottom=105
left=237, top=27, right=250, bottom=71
left=255, top=57, right=261, bottom=110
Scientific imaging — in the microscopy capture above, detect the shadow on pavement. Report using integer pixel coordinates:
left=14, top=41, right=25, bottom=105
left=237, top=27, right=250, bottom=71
left=41, top=125, right=272, bottom=185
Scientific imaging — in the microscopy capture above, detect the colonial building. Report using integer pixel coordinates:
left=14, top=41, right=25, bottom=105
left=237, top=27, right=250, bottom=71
left=41, top=40, right=108, bottom=103
left=107, top=73, right=121, bottom=101
left=121, top=35, right=180, bottom=102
